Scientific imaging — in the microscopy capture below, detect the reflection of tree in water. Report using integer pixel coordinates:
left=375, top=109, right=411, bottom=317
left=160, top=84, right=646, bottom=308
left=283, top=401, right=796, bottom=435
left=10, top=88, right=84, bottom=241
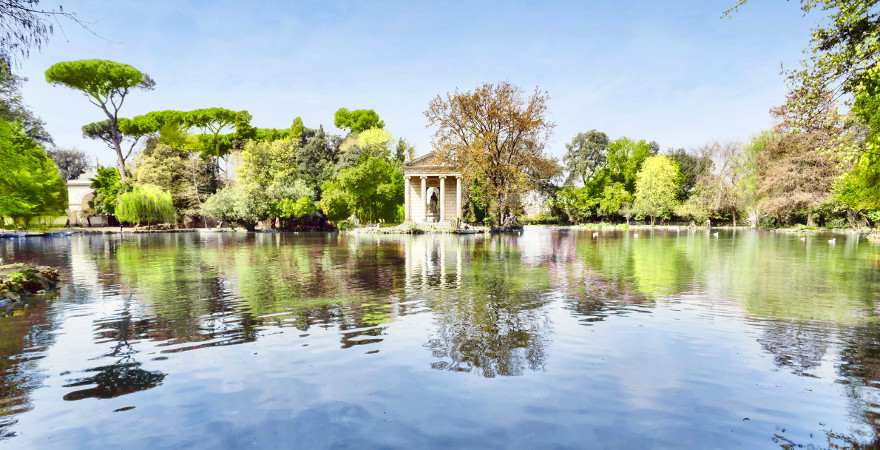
left=62, top=295, right=165, bottom=402
left=828, top=325, right=880, bottom=448
left=574, top=230, right=694, bottom=301
left=755, top=321, right=830, bottom=377
left=0, top=297, right=58, bottom=440
left=94, top=233, right=416, bottom=353
left=425, top=239, right=550, bottom=377
left=547, top=231, right=651, bottom=325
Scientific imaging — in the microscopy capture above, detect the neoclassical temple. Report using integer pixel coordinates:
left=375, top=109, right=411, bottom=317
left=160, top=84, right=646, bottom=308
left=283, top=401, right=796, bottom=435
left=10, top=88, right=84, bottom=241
left=403, top=151, right=462, bottom=224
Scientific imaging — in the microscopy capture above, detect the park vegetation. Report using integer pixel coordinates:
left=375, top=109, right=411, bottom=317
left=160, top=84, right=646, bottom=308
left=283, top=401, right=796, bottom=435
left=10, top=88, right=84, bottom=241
left=2, top=0, right=880, bottom=231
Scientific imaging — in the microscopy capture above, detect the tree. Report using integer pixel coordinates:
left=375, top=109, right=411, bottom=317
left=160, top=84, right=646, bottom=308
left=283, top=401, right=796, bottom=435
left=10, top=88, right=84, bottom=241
left=633, top=155, right=680, bottom=225
left=563, top=130, right=609, bottom=185
left=553, top=186, right=595, bottom=224
left=394, top=138, right=415, bottom=163
left=89, top=166, right=121, bottom=216
left=45, top=59, right=155, bottom=180
left=597, top=182, right=632, bottom=218
left=606, top=137, right=656, bottom=193
left=334, top=107, right=384, bottom=134
left=48, top=147, right=88, bottom=180
left=134, top=142, right=207, bottom=219
left=115, top=184, right=176, bottom=226
left=296, top=126, right=339, bottom=195
left=0, top=118, right=67, bottom=226
left=836, top=65, right=880, bottom=222
left=0, top=60, right=50, bottom=142
left=276, top=196, right=316, bottom=219
left=756, top=91, right=858, bottom=225
left=425, top=82, right=559, bottom=226
left=736, top=131, right=771, bottom=226
left=336, top=128, right=393, bottom=170
left=319, top=155, right=403, bottom=224
left=757, top=131, right=843, bottom=224
left=186, top=107, right=247, bottom=158
left=201, top=185, right=268, bottom=231
left=0, top=1, right=81, bottom=63
left=667, top=148, right=712, bottom=201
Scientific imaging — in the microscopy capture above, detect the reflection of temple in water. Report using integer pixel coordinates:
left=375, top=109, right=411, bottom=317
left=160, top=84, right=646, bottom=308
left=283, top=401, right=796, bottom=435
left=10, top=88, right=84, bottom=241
left=402, top=234, right=467, bottom=292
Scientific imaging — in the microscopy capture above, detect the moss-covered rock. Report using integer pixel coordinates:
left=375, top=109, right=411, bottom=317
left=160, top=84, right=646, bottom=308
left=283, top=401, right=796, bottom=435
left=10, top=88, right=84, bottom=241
left=0, top=263, right=60, bottom=305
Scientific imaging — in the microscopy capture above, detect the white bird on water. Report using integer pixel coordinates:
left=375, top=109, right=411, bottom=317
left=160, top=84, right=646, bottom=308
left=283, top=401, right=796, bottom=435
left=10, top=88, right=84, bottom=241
left=828, top=237, right=837, bottom=245
left=800, top=236, right=807, bottom=242
left=592, top=232, right=599, bottom=239
left=712, top=231, right=719, bottom=238
left=633, top=232, right=639, bottom=238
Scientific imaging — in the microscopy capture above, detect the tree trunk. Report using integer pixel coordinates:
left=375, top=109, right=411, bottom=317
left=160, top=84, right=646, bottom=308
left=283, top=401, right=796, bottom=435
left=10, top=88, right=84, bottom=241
left=651, top=216, right=655, bottom=226
left=807, top=212, right=816, bottom=227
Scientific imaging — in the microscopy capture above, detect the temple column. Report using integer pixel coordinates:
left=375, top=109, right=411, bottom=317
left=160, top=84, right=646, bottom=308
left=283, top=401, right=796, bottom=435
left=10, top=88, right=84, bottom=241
left=420, top=176, right=427, bottom=222
left=404, top=176, right=410, bottom=222
left=456, top=176, right=462, bottom=219
left=439, top=176, right=446, bottom=223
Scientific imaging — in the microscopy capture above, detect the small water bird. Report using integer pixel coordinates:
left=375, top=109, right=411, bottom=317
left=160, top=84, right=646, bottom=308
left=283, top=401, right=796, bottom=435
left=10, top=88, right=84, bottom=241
left=800, top=236, right=807, bottom=242
left=592, top=232, right=599, bottom=239
left=712, top=231, right=719, bottom=238
left=633, top=232, right=639, bottom=238
left=828, top=238, right=837, bottom=245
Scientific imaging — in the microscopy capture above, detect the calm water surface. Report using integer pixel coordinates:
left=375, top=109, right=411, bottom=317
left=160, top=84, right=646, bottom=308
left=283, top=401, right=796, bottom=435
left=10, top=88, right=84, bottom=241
left=1, top=228, right=879, bottom=449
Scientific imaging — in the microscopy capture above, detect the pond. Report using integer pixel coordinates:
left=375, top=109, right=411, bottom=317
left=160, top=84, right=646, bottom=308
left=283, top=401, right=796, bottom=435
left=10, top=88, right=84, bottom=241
left=0, top=228, right=879, bottom=449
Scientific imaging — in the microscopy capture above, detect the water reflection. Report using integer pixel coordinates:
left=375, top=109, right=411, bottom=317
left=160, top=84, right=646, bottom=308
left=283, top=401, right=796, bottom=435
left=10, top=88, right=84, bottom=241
left=0, top=229, right=878, bottom=448
left=419, top=235, right=551, bottom=376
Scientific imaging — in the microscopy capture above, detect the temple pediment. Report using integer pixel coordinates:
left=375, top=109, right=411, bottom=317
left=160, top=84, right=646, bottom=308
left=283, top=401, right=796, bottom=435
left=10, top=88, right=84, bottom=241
left=404, top=151, right=460, bottom=175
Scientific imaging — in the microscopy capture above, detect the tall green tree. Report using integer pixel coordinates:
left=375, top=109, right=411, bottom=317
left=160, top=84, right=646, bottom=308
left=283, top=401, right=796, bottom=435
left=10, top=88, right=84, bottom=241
left=597, top=182, right=632, bottom=218
left=606, top=137, right=656, bottom=193
left=563, top=130, right=609, bottom=185
left=135, top=142, right=209, bottom=219
left=296, top=126, right=338, bottom=196
left=836, top=65, right=880, bottom=222
left=0, top=118, right=67, bottom=226
left=45, top=59, right=155, bottom=180
left=334, top=107, right=384, bottom=134
left=319, top=155, right=403, bottom=224
left=89, top=166, right=122, bottom=217
left=633, top=155, right=680, bottom=225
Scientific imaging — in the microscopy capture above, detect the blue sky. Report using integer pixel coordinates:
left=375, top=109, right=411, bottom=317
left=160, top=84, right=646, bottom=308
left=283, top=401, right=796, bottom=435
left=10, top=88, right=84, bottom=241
left=19, top=0, right=817, bottom=164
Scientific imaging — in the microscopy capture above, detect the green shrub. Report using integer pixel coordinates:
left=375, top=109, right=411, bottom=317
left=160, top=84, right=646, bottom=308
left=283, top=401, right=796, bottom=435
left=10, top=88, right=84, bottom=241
left=115, top=184, right=176, bottom=225
left=201, top=185, right=268, bottom=231
left=90, top=166, right=123, bottom=216
left=276, top=196, right=316, bottom=219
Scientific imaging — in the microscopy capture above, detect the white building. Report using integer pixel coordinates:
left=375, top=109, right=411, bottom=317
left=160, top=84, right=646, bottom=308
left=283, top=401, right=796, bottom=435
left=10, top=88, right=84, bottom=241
left=403, top=151, right=463, bottom=224
left=65, top=171, right=107, bottom=226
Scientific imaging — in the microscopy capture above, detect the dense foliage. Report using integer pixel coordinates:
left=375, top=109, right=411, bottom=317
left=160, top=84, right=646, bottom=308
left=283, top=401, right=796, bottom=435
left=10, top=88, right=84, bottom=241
left=115, top=184, right=176, bottom=226
left=319, top=155, right=403, bottom=224
left=633, top=156, right=680, bottom=225
left=89, top=167, right=122, bottom=217
left=46, top=59, right=155, bottom=181
left=425, top=82, right=560, bottom=226
left=0, top=118, right=67, bottom=226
